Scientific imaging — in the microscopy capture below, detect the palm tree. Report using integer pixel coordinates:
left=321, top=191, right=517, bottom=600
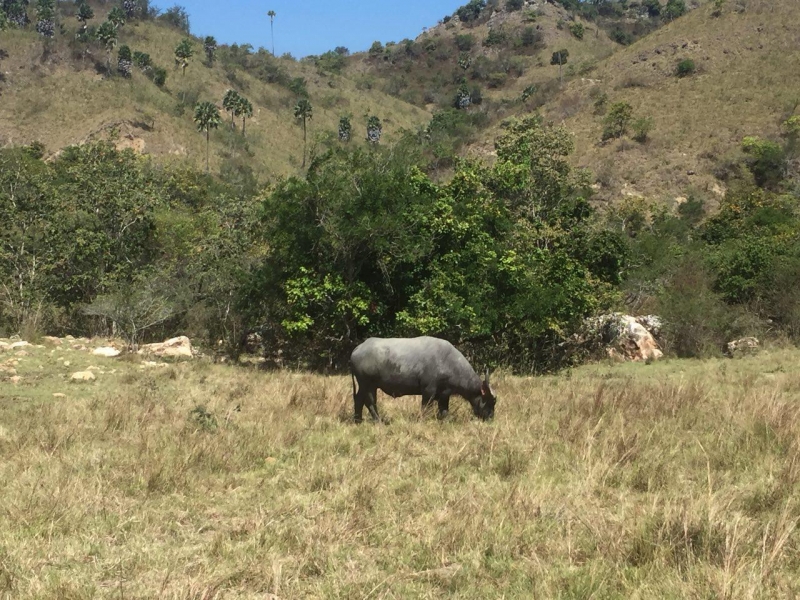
left=550, top=49, right=569, bottom=86
left=122, top=0, right=138, bottom=19
left=222, top=89, right=240, bottom=129
left=108, top=6, right=125, bottom=29
left=194, top=101, right=221, bottom=173
left=294, top=98, right=313, bottom=167
left=235, top=96, right=254, bottom=137
left=267, top=10, right=276, bottom=55
left=174, top=38, right=194, bottom=76
left=96, top=21, right=118, bottom=74
left=203, top=35, right=217, bottom=65
left=35, top=0, right=55, bottom=38
left=76, top=2, right=94, bottom=35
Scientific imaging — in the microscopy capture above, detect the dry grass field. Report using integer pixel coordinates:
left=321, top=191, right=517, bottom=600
left=2, top=340, right=800, bottom=598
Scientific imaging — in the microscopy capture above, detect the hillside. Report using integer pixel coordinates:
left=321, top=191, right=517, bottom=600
left=348, top=0, right=798, bottom=205
left=448, top=0, right=799, bottom=204
left=526, top=0, right=800, bottom=205
left=1, top=0, right=799, bottom=199
left=0, top=3, right=429, bottom=179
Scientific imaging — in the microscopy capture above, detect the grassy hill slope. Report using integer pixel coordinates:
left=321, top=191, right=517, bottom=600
left=0, top=7, right=430, bottom=178
left=472, top=0, right=800, bottom=204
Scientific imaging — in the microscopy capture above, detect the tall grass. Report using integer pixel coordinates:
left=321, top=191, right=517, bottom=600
left=2, top=345, right=800, bottom=597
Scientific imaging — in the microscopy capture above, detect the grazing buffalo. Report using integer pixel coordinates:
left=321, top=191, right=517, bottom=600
left=349, top=336, right=496, bottom=423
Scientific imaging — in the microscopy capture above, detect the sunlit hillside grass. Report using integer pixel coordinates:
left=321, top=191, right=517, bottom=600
left=2, top=339, right=800, bottom=597
left=0, top=10, right=430, bottom=178
left=475, top=0, right=800, bottom=205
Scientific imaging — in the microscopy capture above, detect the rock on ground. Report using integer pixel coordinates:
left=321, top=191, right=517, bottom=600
left=70, top=371, right=96, bottom=382
left=93, top=347, right=121, bottom=358
left=566, top=313, right=664, bottom=363
left=727, top=337, right=760, bottom=356
left=138, top=336, right=194, bottom=358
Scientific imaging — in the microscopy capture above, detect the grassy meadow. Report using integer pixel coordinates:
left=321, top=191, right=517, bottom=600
left=2, top=340, right=800, bottom=598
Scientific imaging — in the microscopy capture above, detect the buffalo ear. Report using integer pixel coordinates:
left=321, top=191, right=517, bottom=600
left=481, top=381, right=490, bottom=397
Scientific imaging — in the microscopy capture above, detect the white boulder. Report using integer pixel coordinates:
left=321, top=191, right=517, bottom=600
left=139, top=336, right=194, bottom=358
left=70, top=371, right=96, bottom=382
left=93, top=347, right=121, bottom=358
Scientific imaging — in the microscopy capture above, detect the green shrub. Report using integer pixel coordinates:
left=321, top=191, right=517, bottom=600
left=487, top=72, right=507, bottom=88
left=483, top=28, right=507, bottom=47
left=741, top=136, right=786, bottom=188
left=602, top=102, right=633, bottom=140
left=455, top=34, right=474, bottom=51
left=632, top=116, right=654, bottom=142
left=520, top=26, right=542, bottom=48
left=456, top=0, right=486, bottom=23
left=368, top=41, right=384, bottom=57
left=153, top=66, right=167, bottom=87
left=569, top=22, right=585, bottom=39
left=676, top=59, right=696, bottom=77
left=610, top=28, right=633, bottom=45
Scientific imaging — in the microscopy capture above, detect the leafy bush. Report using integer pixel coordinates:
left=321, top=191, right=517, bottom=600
left=632, top=116, right=654, bottom=142
left=676, top=59, right=696, bottom=77
left=455, top=34, right=474, bottom=51
left=520, top=26, right=542, bottom=48
left=456, top=0, right=486, bottom=23
left=158, top=5, right=189, bottom=32
left=152, top=66, right=167, bottom=87
left=483, top=28, right=507, bottom=47
left=610, top=28, right=633, bottom=45
left=488, top=72, right=507, bottom=88
left=664, top=0, right=687, bottom=19
left=570, top=22, right=585, bottom=39
left=740, top=136, right=786, bottom=188
left=602, top=102, right=633, bottom=140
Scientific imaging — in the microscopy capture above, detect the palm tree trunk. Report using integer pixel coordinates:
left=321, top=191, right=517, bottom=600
left=302, top=119, right=307, bottom=167
left=206, top=129, right=210, bottom=173
left=242, top=116, right=246, bottom=137
left=271, top=21, right=275, bottom=55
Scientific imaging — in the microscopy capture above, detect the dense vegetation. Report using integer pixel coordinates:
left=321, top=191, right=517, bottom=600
left=2, top=109, right=797, bottom=370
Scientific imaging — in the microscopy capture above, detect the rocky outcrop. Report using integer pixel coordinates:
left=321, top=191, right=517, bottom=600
left=727, top=337, right=760, bottom=357
left=566, top=313, right=664, bottom=363
left=138, top=336, right=194, bottom=358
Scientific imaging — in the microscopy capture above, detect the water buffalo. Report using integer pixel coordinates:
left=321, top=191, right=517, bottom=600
left=349, top=336, right=496, bottom=423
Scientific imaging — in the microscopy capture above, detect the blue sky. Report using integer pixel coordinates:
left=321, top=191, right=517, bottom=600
left=150, top=1, right=468, bottom=58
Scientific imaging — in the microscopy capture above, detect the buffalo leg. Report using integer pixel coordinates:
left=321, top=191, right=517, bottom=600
left=366, top=389, right=381, bottom=422
left=437, top=395, right=451, bottom=420
left=354, top=389, right=365, bottom=423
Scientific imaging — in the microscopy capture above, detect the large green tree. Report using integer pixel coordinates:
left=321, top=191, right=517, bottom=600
left=243, top=118, right=623, bottom=371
